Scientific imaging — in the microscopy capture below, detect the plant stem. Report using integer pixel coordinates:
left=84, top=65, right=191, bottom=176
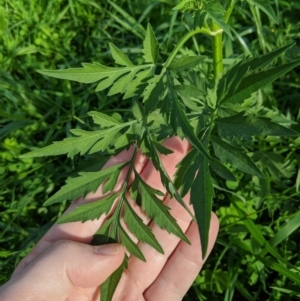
left=164, top=27, right=222, bottom=69
left=211, top=22, right=223, bottom=80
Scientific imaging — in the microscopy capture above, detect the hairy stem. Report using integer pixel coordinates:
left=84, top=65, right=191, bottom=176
left=211, top=22, right=223, bottom=80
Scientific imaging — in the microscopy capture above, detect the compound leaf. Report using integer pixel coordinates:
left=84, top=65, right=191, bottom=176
left=222, top=59, right=300, bottom=104
left=124, top=198, right=164, bottom=253
left=20, top=124, right=130, bottom=158
left=43, top=163, right=126, bottom=206
left=210, top=157, right=237, bottom=181
left=217, top=112, right=298, bottom=140
left=57, top=193, right=119, bottom=224
left=211, top=135, right=264, bottom=178
left=137, top=173, right=189, bottom=244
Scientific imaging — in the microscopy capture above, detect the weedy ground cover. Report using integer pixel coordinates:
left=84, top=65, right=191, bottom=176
left=1, top=1, right=300, bottom=300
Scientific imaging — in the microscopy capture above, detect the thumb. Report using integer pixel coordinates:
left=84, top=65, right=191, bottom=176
left=0, top=240, right=125, bottom=301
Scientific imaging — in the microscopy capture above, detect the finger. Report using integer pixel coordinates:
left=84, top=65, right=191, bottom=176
left=120, top=137, right=190, bottom=244
left=144, top=213, right=219, bottom=301
left=2, top=241, right=125, bottom=301
left=116, top=191, right=193, bottom=298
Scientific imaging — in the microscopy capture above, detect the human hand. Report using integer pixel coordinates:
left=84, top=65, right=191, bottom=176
left=0, top=137, right=219, bottom=301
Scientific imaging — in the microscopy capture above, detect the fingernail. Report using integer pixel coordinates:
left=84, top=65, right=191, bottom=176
left=94, top=244, right=120, bottom=255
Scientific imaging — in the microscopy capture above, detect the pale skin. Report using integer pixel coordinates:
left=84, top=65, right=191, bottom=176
left=0, top=137, right=219, bottom=301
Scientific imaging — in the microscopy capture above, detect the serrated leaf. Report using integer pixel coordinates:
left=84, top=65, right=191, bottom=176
left=38, top=63, right=123, bottom=84
left=143, top=72, right=165, bottom=114
left=152, top=141, right=173, bottom=155
left=43, top=163, right=126, bottom=206
left=247, top=0, right=278, bottom=24
left=137, top=173, right=189, bottom=243
left=87, top=111, right=121, bottom=127
left=109, top=43, right=134, bottom=67
left=57, top=193, right=118, bottom=224
left=168, top=76, right=212, bottom=161
left=124, top=198, right=164, bottom=253
left=191, top=154, right=214, bottom=259
left=120, top=226, right=146, bottom=261
left=218, top=44, right=295, bottom=103
left=175, top=148, right=199, bottom=197
left=143, top=23, right=159, bottom=64
left=243, top=43, right=294, bottom=71
left=142, top=130, right=194, bottom=218
left=175, top=84, right=205, bottom=98
left=217, top=112, right=298, bottom=141
left=168, top=56, right=205, bottom=71
left=210, top=157, right=237, bottom=181
left=221, top=59, right=300, bottom=104
left=100, top=255, right=128, bottom=301
left=211, top=135, right=264, bottom=178
left=102, top=171, right=120, bottom=194
left=39, top=61, right=153, bottom=98
left=107, top=70, right=138, bottom=96
left=20, top=124, right=130, bottom=158
left=123, top=68, right=153, bottom=99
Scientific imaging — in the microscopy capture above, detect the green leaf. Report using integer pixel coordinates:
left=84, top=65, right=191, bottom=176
left=136, top=173, right=189, bottom=244
left=217, top=112, right=298, bottom=141
left=211, top=135, right=264, bottom=178
left=56, top=193, right=118, bottom=224
left=39, top=61, right=152, bottom=98
left=123, top=68, right=153, bottom=99
left=102, top=171, right=120, bottom=194
left=168, top=56, right=205, bottom=71
left=191, top=154, right=214, bottom=259
left=175, top=84, right=205, bottom=99
left=247, top=0, right=278, bottom=24
left=43, top=163, right=126, bottom=206
left=124, top=198, right=164, bottom=253
left=242, top=43, right=294, bottom=71
left=175, top=148, right=199, bottom=197
left=38, top=63, right=123, bottom=84
left=109, top=43, right=134, bottom=67
left=217, top=44, right=294, bottom=103
left=143, top=23, right=159, bottom=64
left=87, top=111, right=121, bottom=127
left=132, top=99, right=144, bottom=120
left=221, top=59, right=300, bottom=104
left=210, top=157, right=237, bottom=181
left=20, top=124, right=130, bottom=158
left=100, top=255, right=128, bottom=301
left=142, top=130, right=194, bottom=218
left=143, top=72, right=165, bottom=114
left=168, top=76, right=211, bottom=161
left=120, top=226, right=146, bottom=261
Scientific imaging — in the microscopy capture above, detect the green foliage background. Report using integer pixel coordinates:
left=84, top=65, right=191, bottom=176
left=1, top=0, right=300, bottom=300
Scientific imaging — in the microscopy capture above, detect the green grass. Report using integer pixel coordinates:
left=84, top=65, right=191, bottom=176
left=1, top=0, right=300, bottom=300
